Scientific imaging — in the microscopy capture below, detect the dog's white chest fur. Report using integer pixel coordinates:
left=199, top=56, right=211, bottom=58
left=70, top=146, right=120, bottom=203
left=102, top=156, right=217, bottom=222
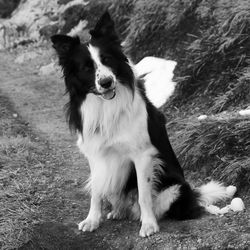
left=77, top=86, right=156, bottom=196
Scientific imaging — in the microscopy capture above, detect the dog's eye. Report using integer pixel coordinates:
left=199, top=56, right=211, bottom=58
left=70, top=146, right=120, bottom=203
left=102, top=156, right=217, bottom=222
left=81, top=60, right=93, bottom=72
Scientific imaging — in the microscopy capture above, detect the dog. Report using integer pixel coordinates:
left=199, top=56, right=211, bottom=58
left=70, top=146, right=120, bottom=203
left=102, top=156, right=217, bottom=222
left=51, top=12, right=232, bottom=237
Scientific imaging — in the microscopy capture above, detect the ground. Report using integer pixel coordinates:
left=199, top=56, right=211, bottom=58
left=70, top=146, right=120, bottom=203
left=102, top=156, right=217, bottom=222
left=0, top=46, right=249, bottom=250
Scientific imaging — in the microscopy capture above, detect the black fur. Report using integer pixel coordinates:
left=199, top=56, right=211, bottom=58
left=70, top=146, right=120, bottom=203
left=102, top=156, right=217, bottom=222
left=125, top=81, right=204, bottom=220
left=52, top=11, right=204, bottom=221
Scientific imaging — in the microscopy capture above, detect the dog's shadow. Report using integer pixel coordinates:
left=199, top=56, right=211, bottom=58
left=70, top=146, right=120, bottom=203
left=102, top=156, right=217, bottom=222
left=18, top=220, right=137, bottom=250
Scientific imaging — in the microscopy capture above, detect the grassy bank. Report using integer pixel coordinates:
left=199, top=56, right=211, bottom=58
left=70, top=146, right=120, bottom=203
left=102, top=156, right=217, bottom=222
left=168, top=115, right=250, bottom=193
left=52, top=0, right=250, bottom=193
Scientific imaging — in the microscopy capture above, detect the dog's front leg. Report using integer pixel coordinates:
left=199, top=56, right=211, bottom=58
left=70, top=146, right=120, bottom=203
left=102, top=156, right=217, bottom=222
left=78, top=192, right=102, bottom=232
left=78, top=160, right=102, bottom=232
left=134, top=150, right=159, bottom=237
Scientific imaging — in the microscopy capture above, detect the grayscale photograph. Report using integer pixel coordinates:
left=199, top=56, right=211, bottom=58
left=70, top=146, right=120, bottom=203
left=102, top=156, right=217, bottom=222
left=0, top=0, right=249, bottom=249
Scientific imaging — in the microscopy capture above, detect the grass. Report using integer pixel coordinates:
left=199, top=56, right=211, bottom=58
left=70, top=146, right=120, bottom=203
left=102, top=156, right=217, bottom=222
left=171, top=4, right=250, bottom=110
left=169, top=115, right=250, bottom=193
left=1, top=2, right=250, bottom=247
left=0, top=94, right=65, bottom=250
left=113, top=0, right=250, bottom=113
left=124, top=0, right=203, bottom=61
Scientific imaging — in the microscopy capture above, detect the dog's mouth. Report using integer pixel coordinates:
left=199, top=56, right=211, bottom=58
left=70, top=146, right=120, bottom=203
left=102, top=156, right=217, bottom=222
left=100, top=88, right=116, bottom=100
left=91, top=88, right=116, bottom=100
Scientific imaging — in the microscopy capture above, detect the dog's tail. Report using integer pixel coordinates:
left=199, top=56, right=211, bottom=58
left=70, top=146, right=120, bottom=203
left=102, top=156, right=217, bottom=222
left=154, top=181, right=236, bottom=219
left=196, top=181, right=235, bottom=207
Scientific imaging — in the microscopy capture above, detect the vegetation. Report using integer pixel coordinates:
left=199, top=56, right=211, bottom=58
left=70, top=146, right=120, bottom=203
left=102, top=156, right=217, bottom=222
left=0, top=0, right=20, bottom=18
left=1, top=1, right=249, bottom=249
left=81, top=0, right=250, bottom=112
left=0, top=94, right=65, bottom=249
left=86, top=0, right=250, bottom=192
left=169, top=116, right=250, bottom=192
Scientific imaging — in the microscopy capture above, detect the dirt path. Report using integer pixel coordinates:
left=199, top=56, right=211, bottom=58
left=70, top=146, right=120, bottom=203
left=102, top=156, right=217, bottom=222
left=0, top=48, right=249, bottom=250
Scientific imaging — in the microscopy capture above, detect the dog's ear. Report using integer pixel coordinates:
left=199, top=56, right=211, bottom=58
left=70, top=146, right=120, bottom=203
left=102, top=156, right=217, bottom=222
left=51, top=34, right=80, bottom=56
left=90, top=11, right=119, bottom=43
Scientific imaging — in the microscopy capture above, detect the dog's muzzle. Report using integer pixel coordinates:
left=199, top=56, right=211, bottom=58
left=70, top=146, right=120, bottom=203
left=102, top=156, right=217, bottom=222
left=95, top=77, right=116, bottom=100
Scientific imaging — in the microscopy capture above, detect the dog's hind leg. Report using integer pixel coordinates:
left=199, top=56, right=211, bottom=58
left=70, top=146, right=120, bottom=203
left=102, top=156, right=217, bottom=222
left=153, top=184, right=181, bottom=219
left=107, top=193, right=127, bottom=220
left=107, top=189, right=141, bottom=220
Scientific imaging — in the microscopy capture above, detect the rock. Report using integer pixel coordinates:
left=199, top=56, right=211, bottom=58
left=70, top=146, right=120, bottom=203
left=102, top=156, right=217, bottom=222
left=39, top=62, right=57, bottom=76
left=67, top=19, right=87, bottom=37
left=0, top=0, right=58, bottom=48
left=239, top=109, right=250, bottom=116
left=39, top=23, right=60, bottom=39
left=226, top=185, right=237, bottom=197
left=58, top=0, right=74, bottom=5
left=230, top=198, right=245, bottom=212
left=198, top=115, right=208, bottom=120
left=0, top=0, right=20, bottom=18
left=61, top=4, right=86, bottom=33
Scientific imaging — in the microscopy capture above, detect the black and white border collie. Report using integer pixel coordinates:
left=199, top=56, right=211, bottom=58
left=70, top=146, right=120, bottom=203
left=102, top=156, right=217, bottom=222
left=51, top=12, right=231, bottom=237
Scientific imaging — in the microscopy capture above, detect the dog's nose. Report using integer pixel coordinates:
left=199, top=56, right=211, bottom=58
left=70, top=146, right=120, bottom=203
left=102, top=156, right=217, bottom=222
left=99, top=78, right=113, bottom=89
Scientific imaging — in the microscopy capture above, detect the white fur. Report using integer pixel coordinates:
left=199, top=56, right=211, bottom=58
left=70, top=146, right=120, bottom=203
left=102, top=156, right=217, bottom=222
left=77, top=81, right=161, bottom=236
left=197, top=181, right=232, bottom=206
left=67, top=20, right=87, bottom=37
left=88, top=45, right=116, bottom=92
left=154, top=184, right=180, bottom=219
left=77, top=85, right=153, bottom=194
left=75, top=59, right=233, bottom=235
left=205, top=204, right=221, bottom=215
left=135, top=56, right=177, bottom=108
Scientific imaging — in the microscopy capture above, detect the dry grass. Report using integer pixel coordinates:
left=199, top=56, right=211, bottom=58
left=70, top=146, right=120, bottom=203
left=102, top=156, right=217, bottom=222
left=173, top=3, right=250, bottom=110
left=115, top=0, right=250, bottom=112
left=0, top=136, right=56, bottom=249
left=169, top=116, right=250, bottom=192
left=125, top=0, right=202, bottom=61
left=0, top=95, right=64, bottom=250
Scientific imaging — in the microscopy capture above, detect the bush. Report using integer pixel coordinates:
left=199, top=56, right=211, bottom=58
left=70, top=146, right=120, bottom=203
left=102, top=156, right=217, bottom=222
left=61, top=0, right=114, bottom=34
left=125, top=0, right=202, bottom=61
left=0, top=0, right=20, bottom=18
left=61, top=4, right=86, bottom=34
left=119, top=0, right=250, bottom=112
left=109, top=0, right=135, bottom=39
left=172, top=4, right=250, bottom=110
left=170, top=116, right=250, bottom=192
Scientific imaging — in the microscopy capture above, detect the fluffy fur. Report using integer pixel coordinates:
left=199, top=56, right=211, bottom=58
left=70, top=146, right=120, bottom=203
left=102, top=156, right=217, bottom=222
left=51, top=12, right=231, bottom=237
left=135, top=57, right=177, bottom=108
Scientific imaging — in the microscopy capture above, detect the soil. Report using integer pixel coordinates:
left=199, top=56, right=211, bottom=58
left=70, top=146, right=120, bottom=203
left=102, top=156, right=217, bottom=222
left=0, top=46, right=249, bottom=250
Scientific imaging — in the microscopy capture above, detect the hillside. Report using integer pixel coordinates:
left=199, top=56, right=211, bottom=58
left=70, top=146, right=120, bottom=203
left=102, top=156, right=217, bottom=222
left=0, top=0, right=249, bottom=249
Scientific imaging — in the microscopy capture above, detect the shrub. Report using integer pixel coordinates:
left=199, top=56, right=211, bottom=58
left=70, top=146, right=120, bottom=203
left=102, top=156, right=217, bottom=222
left=125, top=0, right=202, bottom=61
left=120, top=0, right=250, bottom=112
left=0, top=0, right=20, bottom=18
left=170, top=116, right=250, bottom=192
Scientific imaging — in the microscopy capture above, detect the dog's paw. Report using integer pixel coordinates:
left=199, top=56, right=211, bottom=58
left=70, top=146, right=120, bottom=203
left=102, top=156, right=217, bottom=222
left=78, top=218, right=100, bottom=232
left=107, top=210, right=125, bottom=220
left=139, top=220, right=159, bottom=237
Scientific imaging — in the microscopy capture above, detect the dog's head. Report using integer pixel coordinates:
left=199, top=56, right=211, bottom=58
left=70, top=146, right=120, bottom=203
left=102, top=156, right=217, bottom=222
left=51, top=11, right=134, bottom=101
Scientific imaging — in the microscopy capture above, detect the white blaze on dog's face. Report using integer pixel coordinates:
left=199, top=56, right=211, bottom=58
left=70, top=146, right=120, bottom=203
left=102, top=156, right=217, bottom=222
left=87, top=44, right=116, bottom=100
left=88, top=11, right=135, bottom=100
